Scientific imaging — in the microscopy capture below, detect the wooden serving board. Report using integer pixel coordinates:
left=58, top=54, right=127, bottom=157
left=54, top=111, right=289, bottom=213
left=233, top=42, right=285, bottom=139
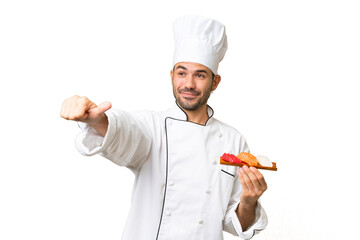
left=220, top=158, right=277, bottom=171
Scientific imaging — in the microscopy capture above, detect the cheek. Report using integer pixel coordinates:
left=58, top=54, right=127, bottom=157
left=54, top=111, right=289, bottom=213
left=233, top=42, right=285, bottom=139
left=201, top=82, right=213, bottom=93
left=172, top=78, right=184, bottom=89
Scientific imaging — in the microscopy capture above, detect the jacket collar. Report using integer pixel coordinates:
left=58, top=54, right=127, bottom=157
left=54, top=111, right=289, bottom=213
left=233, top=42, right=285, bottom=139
left=166, top=101, right=214, bottom=125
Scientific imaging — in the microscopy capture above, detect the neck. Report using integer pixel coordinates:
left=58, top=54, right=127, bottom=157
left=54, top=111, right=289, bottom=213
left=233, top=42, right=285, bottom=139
left=178, top=103, right=209, bottom=125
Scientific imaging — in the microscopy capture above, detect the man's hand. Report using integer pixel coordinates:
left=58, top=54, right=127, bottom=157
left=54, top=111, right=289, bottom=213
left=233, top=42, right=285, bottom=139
left=236, top=166, right=267, bottom=231
left=60, top=95, right=112, bottom=136
left=239, top=166, right=267, bottom=207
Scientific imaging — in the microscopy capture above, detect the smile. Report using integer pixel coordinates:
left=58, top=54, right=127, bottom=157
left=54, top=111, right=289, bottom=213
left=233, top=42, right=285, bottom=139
left=178, top=88, right=200, bottom=99
left=181, top=92, right=198, bottom=98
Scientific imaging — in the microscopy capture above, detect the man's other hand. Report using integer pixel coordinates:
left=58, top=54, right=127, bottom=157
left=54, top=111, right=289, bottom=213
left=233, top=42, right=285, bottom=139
left=60, top=95, right=111, bottom=136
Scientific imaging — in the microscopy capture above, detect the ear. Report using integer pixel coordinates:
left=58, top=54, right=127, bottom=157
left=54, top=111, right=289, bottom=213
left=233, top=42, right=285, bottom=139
left=211, top=75, right=221, bottom=91
left=170, top=69, right=174, bottom=84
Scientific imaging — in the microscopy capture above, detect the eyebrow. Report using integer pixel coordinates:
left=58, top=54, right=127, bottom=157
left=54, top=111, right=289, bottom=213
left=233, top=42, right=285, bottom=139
left=195, top=70, right=208, bottom=74
left=175, top=65, right=187, bottom=71
left=175, top=65, right=209, bottom=74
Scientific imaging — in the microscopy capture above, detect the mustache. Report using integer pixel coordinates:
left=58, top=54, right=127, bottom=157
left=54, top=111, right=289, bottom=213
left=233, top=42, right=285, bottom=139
left=178, top=88, right=200, bottom=95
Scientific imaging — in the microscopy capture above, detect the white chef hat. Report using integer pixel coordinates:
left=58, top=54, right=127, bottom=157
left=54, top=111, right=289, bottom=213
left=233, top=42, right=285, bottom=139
left=172, top=15, right=228, bottom=75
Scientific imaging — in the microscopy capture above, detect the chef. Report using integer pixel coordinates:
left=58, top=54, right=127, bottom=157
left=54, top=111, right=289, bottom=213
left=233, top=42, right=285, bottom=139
left=61, top=15, right=268, bottom=240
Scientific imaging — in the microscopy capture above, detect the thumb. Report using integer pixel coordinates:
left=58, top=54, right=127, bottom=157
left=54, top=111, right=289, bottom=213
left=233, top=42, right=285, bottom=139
left=83, top=101, right=112, bottom=123
left=96, top=101, right=112, bottom=114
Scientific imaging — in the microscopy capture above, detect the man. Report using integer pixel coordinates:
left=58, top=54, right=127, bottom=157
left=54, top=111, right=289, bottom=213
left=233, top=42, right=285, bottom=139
left=61, top=15, right=268, bottom=240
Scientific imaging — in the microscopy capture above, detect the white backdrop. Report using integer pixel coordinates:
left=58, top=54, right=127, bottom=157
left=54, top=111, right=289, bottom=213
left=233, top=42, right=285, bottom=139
left=1, top=0, right=359, bottom=239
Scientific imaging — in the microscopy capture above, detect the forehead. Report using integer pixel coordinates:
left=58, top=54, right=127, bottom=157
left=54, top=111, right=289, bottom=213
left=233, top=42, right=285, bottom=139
left=174, top=62, right=212, bottom=73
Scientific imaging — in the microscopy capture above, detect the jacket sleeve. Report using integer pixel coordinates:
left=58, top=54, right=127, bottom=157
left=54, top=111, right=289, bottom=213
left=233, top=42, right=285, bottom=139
left=222, top=135, right=268, bottom=239
left=75, top=109, right=152, bottom=171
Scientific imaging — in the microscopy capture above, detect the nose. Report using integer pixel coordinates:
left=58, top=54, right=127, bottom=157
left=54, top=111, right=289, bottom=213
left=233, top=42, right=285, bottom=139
left=183, top=75, right=195, bottom=89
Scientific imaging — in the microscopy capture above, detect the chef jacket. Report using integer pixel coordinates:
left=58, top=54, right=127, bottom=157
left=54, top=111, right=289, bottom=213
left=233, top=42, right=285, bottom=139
left=76, top=104, right=268, bottom=240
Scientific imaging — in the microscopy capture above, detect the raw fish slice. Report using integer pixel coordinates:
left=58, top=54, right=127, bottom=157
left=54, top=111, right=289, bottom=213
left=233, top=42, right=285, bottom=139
left=256, top=155, right=273, bottom=167
left=237, top=152, right=258, bottom=167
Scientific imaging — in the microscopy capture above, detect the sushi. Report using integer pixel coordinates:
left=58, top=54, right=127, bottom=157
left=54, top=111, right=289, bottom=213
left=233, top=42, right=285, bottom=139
left=220, top=152, right=277, bottom=171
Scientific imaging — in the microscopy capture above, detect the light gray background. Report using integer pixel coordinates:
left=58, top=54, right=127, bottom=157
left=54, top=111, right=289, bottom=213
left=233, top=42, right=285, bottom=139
left=1, top=0, right=359, bottom=239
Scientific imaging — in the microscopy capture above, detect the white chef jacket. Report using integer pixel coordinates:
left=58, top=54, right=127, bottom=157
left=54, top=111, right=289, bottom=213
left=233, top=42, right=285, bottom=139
left=76, top=104, right=268, bottom=240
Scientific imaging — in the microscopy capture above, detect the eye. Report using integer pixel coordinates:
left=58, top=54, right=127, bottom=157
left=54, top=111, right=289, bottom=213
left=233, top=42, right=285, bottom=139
left=196, top=74, right=205, bottom=78
left=178, top=72, right=186, bottom=76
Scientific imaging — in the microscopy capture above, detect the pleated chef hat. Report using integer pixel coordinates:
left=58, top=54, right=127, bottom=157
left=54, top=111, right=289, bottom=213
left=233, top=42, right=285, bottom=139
left=173, top=15, right=228, bottom=75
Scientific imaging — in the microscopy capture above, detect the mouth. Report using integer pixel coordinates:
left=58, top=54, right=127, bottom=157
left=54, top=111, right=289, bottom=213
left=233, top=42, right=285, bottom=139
left=181, top=92, right=198, bottom=99
left=179, top=89, right=200, bottom=99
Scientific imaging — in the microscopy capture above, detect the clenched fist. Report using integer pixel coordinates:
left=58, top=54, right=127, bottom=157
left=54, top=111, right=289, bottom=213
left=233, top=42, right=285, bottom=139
left=60, top=95, right=112, bottom=136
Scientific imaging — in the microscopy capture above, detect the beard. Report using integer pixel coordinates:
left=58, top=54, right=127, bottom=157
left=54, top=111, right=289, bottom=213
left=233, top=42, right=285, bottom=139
left=173, top=84, right=212, bottom=111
